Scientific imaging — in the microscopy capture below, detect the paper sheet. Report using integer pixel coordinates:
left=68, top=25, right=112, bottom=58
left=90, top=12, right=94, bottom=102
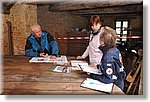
left=71, top=60, right=88, bottom=67
left=29, top=55, right=68, bottom=64
left=81, top=78, right=113, bottom=93
left=79, top=65, right=102, bottom=75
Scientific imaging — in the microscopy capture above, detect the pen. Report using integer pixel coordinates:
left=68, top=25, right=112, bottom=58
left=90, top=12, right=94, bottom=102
left=78, top=64, right=80, bottom=67
left=78, top=64, right=82, bottom=70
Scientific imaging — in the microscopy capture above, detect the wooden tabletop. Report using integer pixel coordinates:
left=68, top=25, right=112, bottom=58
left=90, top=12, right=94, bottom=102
left=2, top=55, right=125, bottom=95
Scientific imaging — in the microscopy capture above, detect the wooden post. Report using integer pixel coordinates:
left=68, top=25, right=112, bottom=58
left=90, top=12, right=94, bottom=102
left=6, top=21, right=14, bottom=55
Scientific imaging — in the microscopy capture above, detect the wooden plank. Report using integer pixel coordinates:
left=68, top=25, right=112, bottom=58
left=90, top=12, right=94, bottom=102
left=3, top=66, right=87, bottom=77
left=2, top=90, right=105, bottom=95
left=3, top=73, right=88, bottom=82
left=3, top=82, right=124, bottom=94
left=3, top=82, right=90, bottom=91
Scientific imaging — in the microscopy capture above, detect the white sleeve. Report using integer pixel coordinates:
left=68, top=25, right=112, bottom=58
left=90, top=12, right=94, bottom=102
left=81, top=46, right=89, bottom=59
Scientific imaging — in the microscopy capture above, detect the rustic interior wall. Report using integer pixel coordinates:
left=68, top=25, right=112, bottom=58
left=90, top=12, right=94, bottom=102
left=2, top=4, right=37, bottom=55
left=2, top=4, right=142, bottom=56
left=37, top=5, right=89, bottom=55
left=129, top=16, right=143, bottom=45
left=2, top=15, right=10, bottom=55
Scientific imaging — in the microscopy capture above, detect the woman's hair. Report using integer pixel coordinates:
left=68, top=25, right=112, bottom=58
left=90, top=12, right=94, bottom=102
left=90, top=15, right=102, bottom=26
left=100, top=26, right=117, bottom=47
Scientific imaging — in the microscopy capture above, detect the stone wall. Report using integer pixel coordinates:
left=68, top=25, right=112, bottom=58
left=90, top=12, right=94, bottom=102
left=2, top=4, right=37, bottom=55
left=2, top=4, right=142, bottom=55
left=37, top=5, right=89, bottom=55
left=2, top=15, right=10, bottom=55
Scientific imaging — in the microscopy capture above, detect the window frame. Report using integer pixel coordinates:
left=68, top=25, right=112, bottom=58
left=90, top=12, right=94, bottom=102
left=115, top=20, right=130, bottom=43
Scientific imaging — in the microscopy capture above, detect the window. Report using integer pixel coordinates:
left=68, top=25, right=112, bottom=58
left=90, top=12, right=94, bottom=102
left=115, top=20, right=129, bottom=43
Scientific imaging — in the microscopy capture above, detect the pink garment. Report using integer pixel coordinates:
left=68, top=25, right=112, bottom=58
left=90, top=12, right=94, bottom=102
left=82, top=27, right=104, bottom=64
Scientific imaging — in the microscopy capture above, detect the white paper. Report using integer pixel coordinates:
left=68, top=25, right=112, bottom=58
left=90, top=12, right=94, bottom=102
left=29, top=57, right=49, bottom=63
left=29, top=55, right=68, bottom=64
left=53, top=66, right=71, bottom=73
left=53, top=66, right=67, bottom=72
left=81, top=78, right=113, bottom=93
left=71, top=60, right=88, bottom=67
left=79, top=65, right=102, bottom=75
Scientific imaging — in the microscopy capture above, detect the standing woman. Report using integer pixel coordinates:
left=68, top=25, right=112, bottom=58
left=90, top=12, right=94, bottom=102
left=77, top=15, right=103, bottom=65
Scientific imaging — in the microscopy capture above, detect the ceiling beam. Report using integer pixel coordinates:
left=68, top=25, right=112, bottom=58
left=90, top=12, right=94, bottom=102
left=2, top=1, right=18, bottom=14
left=70, top=4, right=142, bottom=15
left=49, top=1, right=142, bottom=11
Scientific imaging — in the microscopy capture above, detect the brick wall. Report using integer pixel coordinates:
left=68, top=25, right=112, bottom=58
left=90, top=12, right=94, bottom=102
left=2, top=4, right=142, bottom=56
left=37, top=5, right=89, bottom=55
left=3, top=4, right=37, bottom=55
left=2, top=15, right=10, bottom=55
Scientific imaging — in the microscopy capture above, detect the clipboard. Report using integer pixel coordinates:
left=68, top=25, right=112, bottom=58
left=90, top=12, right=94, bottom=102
left=80, top=78, right=114, bottom=93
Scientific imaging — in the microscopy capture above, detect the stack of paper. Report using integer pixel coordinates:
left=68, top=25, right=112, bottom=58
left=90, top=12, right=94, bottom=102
left=81, top=78, right=113, bottom=93
left=70, top=60, right=88, bottom=67
left=79, top=65, right=102, bottom=75
left=56, top=55, right=68, bottom=64
left=29, top=57, right=49, bottom=63
left=29, top=55, right=68, bottom=64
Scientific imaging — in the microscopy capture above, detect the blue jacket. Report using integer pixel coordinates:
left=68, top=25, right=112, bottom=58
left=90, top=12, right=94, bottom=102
left=25, top=31, right=59, bottom=57
left=90, top=46, right=126, bottom=90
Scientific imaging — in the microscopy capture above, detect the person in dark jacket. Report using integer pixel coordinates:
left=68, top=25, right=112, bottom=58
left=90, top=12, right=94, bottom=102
left=89, top=26, right=126, bottom=90
left=25, top=24, right=59, bottom=59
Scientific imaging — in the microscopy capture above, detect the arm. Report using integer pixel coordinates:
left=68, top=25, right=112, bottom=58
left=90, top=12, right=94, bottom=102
left=47, top=33, right=59, bottom=56
left=49, top=41, right=59, bottom=56
left=81, top=46, right=89, bottom=59
left=90, top=61, right=115, bottom=84
left=25, top=39, right=39, bottom=57
left=81, top=33, right=94, bottom=58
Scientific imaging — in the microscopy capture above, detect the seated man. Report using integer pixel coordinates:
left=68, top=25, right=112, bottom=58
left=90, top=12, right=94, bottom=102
left=25, top=24, right=59, bottom=59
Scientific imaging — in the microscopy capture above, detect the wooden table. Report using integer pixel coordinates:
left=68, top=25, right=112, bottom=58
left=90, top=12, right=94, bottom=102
left=2, top=55, right=125, bottom=95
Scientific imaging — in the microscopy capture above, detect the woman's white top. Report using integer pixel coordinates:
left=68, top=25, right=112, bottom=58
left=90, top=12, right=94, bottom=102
left=82, top=27, right=104, bottom=65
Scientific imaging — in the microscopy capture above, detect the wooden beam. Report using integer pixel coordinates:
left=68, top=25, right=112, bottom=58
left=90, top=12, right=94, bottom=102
left=49, top=1, right=142, bottom=11
left=2, top=1, right=17, bottom=14
left=70, top=4, right=143, bottom=15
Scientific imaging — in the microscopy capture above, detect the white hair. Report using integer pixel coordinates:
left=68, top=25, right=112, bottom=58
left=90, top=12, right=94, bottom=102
left=30, top=24, right=41, bottom=32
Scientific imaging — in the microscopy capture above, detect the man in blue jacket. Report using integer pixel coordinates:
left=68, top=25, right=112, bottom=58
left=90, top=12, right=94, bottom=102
left=25, top=24, right=59, bottom=59
left=89, top=26, right=126, bottom=90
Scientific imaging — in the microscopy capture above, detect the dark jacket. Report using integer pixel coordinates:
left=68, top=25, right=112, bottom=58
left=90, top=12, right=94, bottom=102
left=90, top=46, right=126, bottom=90
left=25, top=31, right=59, bottom=57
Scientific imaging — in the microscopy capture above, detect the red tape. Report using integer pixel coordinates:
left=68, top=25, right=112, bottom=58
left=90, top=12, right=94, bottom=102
left=54, top=36, right=143, bottom=40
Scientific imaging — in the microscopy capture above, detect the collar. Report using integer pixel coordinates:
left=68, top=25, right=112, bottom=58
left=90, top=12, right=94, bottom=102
left=92, top=27, right=101, bottom=35
left=99, top=45, right=114, bottom=54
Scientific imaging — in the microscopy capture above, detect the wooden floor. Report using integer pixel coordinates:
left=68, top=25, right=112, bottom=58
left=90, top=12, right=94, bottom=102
left=2, top=55, right=125, bottom=95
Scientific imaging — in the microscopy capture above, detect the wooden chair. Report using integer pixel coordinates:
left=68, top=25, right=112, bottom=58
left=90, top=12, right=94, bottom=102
left=125, top=49, right=143, bottom=95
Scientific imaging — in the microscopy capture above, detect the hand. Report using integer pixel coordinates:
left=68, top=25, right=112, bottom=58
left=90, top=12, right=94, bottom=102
left=88, top=64, right=96, bottom=68
left=87, top=72, right=90, bottom=75
left=39, top=53, right=48, bottom=57
left=50, top=55, right=57, bottom=59
left=77, top=56, right=84, bottom=59
left=43, top=53, right=48, bottom=57
left=39, top=53, right=45, bottom=57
